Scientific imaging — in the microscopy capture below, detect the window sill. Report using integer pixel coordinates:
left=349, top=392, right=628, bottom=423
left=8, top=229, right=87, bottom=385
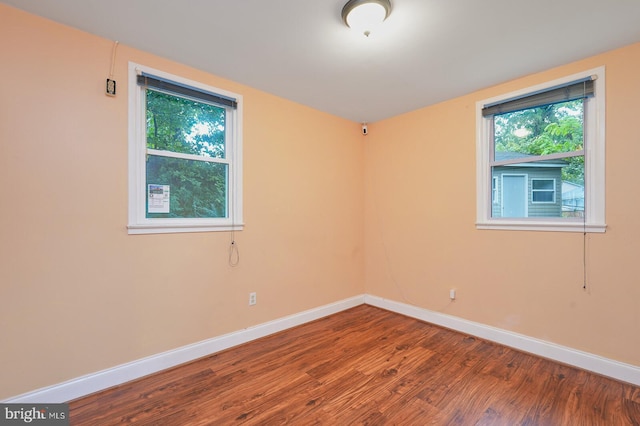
left=128, top=223, right=244, bottom=235
left=476, top=220, right=606, bottom=233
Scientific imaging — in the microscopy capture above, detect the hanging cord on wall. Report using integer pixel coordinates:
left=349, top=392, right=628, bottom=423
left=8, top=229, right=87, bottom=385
left=227, top=183, right=240, bottom=267
left=581, top=83, right=588, bottom=291
left=228, top=111, right=240, bottom=267
left=109, top=41, right=119, bottom=79
left=583, top=220, right=587, bottom=290
left=228, top=231, right=240, bottom=267
left=105, top=41, right=119, bottom=96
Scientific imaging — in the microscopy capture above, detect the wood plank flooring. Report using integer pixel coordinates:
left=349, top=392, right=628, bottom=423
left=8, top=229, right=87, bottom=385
left=69, top=305, right=640, bottom=425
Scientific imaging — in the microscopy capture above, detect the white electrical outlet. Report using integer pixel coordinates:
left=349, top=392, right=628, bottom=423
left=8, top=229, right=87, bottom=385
left=249, top=292, right=257, bottom=306
left=449, top=289, right=456, bottom=300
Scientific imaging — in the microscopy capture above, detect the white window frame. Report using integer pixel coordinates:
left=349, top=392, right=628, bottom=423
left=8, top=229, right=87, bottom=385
left=531, top=178, right=556, bottom=204
left=127, top=62, right=243, bottom=235
left=476, top=66, right=606, bottom=233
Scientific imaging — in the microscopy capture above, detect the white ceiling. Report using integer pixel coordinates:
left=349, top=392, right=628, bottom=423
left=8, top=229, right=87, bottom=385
left=3, top=0, right=640, bottom=123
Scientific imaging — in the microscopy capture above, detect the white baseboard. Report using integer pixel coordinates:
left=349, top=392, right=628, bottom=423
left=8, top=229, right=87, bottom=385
left=4, top=295, right=366, bottom=403
left=365, top=294, right=640, bottom=386
left=6, top=293, right=639, bottom=403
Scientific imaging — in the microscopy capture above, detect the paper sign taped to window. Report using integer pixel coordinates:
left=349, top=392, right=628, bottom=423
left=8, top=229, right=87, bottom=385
left=148, top=184, right=170, bottom=213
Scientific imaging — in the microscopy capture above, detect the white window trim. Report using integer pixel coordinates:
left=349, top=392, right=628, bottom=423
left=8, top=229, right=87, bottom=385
left=127, top=62, right=243, bottom=235
left=531, top=178, right=556, bottom=204
left=476, top=66, right=606, bottom=233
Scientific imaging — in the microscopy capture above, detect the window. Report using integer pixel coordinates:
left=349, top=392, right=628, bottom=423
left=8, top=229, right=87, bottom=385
left=128, top=63, right=243, bottom=234
left=531, top=179, right=555, bottom=203
left=492, top=177, right=498, bottom=204
left=476, top=67, right=606, bottom=232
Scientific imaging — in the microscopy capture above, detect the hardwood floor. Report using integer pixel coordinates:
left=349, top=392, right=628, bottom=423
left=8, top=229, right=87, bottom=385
left=69, top=305, right=640, bottom=425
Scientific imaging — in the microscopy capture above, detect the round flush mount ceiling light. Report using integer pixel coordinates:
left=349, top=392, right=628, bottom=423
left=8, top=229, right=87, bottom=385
left=342, top=0, right=392, bottom=37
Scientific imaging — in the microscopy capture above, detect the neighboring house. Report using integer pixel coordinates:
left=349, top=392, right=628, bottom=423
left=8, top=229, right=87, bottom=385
left=492, top=152, right=567, bottom=218
left=561, top=181, right=585, bottom=217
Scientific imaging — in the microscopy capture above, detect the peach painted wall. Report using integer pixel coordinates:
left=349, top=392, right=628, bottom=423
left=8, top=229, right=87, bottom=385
left=364, top=43, right=640, bottom=367
left=0, top=5, right=364, bottom=399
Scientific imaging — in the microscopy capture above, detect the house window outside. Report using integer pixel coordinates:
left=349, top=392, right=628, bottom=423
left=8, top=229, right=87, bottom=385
left=128, top=63, right=243, bottom=234
left=492, top=177, right=498, bottom=204
left=531, top=179, right=556, bottom=203
left=476, top=67, right=606, bottom=232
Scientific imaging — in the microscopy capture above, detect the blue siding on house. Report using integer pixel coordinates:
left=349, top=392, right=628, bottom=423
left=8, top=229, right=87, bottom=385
left=492, top=166, right=563, bottom=218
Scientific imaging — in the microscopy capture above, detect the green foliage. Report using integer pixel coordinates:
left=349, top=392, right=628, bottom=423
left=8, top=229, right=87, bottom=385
left=494, top=100, right=584, bottom=185
left=145, top=89, right=228, bottom=219
left=146, top=89, right=225, bottom=158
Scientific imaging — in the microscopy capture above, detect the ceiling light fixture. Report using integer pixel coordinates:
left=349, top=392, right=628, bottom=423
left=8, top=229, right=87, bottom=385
left=341, top=0, right=392, bottom=37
